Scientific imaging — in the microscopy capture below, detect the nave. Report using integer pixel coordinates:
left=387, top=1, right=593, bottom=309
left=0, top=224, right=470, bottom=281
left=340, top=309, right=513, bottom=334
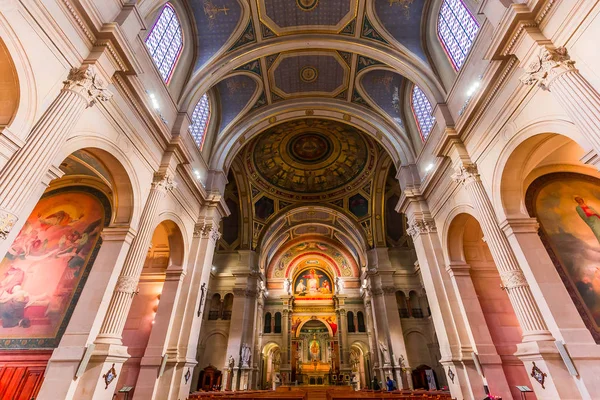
left=2, top=0, right=600, bottom=400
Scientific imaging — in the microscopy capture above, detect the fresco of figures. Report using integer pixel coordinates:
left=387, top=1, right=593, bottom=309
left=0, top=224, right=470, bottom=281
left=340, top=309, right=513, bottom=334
left=528, top=173, right=600, bottom=341
left=0, top=189, right=108, bottom=348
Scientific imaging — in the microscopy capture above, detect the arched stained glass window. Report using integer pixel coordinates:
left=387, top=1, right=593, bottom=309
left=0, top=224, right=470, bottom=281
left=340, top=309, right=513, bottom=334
left=411, top=85, right=435, bottom=141
left=437, top=0, right=479, bottom=71
left=190, top=94, right=211, bottom=150
left=145, top=3, right=183, bottom=82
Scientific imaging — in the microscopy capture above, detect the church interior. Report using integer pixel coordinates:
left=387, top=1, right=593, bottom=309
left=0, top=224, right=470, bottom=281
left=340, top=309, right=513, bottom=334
left=1, top=0, right=600, bottom=399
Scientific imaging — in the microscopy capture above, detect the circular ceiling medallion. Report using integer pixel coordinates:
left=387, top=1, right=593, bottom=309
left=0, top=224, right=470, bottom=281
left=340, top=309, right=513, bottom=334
left=296, top=0, right=319, bottom=12
left=300, top=66, right=318, bottom=83
left=247, top=119, right=374, bottom=199
left=288, top=133, right=333, bottom=164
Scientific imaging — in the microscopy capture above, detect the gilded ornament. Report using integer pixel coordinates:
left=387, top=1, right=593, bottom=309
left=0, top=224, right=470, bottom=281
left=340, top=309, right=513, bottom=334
left=300, top=66, right=318, bottom=83
left=296, top=0, right=319, bottom=12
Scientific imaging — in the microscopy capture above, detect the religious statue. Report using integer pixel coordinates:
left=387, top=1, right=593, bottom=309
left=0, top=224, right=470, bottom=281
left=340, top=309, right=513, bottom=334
left=227, top=355, right=235, bottom=372
left=241, top=343, right=251, bottom=368
left=283, top=278, right=292, bottom=295
left=197, top=282, right=206, bottom=317
left=273, top=351, right=281, bottom=370
left=335, top=277, right=344, bottom=294
left=379, top=341, right=390, bottom=364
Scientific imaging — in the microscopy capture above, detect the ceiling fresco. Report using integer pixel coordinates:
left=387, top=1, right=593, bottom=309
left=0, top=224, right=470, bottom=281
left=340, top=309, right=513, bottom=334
left=373, top=0, right=427, bottom=60
left=258, top=0, right=358, bottom=35
left=215, top=74, right=257, bottom=132
left=269, top=52, right=349, bottom=99
left=59, top=150, right=113, bottom=187
left=360, top=69, right=405, bottom=126
left=245, top=119, right=375, bottom=201
left=190, top=0, right=243, bottom=69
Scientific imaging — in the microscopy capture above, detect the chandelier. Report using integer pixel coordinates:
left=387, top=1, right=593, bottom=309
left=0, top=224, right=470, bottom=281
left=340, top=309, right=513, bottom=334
left=389, top=0, right=414, bottom=17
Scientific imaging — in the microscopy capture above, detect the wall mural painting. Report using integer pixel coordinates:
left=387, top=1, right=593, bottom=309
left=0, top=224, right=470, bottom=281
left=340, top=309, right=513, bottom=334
left=0, top=188, right=109, bottom=348
left=526, top=173, right=600, bottom=342
left=292, top=315, right=338, bottom=337
left=294, top=268, right=332, bottom=296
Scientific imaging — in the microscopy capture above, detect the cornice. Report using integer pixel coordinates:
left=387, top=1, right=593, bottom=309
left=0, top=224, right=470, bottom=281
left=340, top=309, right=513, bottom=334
left=485, top=0, right=556, bottom=61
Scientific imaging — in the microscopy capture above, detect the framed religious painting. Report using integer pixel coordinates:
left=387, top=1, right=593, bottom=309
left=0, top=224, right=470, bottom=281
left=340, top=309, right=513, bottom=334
left=0, top=187, right=111, bottom=349
left=526, top=172, right=600, bottom=342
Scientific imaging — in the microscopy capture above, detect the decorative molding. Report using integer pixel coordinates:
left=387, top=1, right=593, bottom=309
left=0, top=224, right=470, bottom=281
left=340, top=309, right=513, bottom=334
left=115, top=275, right=139, bottom=295
left=499, top=269, right=529, bottom=291
left=520, top=47, right=576, bottom=91
left=451, top=163, right=479, bottom=186
left=152, top=172, right=177, bottom=192
left=382, top=286, right=397, bottom=294
left=406, top=218, right=437, bottom=238
left=64, top=65, right=113, bottom=107
left=530, top=361, right=547, bottom=389
left=0, top=209, right=18, bottom=240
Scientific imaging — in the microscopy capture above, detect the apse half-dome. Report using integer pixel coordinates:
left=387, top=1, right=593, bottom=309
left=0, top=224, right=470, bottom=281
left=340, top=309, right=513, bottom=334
left=245, top=119, right=375, bottom=201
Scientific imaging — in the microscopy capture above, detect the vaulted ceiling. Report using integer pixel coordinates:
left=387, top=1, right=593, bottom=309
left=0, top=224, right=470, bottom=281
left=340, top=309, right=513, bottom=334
left=189, top=0, right=430, bottom=259
left=184, top=0, right=439, bottom=166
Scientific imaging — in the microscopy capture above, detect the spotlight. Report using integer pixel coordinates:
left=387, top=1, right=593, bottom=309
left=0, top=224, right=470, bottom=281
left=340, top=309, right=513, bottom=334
left=149, top=93, right=160, bottom=110
left=425, top=163, right=434, bottom=172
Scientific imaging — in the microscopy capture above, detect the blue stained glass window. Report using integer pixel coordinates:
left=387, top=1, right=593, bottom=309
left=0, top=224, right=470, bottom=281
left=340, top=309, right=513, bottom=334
left=411, top=85, right=435, bottom=141
left=190, top=94, right=211, bottom=150
left=437, top=0, right=479, bottom=70
left=145, top=3, right=183, bottom=82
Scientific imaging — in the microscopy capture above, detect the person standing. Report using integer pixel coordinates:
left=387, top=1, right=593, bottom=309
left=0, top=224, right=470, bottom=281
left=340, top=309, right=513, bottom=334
left=386, top=376, right=394, bottom=392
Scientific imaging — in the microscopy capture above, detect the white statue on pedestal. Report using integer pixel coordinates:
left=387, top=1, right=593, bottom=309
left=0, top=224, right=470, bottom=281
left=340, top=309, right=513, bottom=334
left=283, top=278, right=292, bottom=295
left=378, top=341, right=390, bottom=365
left=241, top=344, right=251, bottom=368
left=335, top=277, right=344, bottom=294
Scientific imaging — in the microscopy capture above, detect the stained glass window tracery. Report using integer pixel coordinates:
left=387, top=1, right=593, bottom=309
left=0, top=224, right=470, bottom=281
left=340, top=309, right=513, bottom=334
left=190, top=94, right=211, bottom=150
left=437, top=0, right=479, bottom=70
left=145, top=3, right=183, bottom=82
left=411, top=85, right=435, bottom=141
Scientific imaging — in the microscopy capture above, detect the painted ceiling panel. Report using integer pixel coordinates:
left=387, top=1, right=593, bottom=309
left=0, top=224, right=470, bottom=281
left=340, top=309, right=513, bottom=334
left=361, top=69, right=404, bottom=126
left=216, top=74, right=257, bottom=132
left=373, top=0, right=427, bottom=60
left=259, top=0, right=357, bottom=34
left=190, top=0, right=243, bottom=70
left=271, top=53, right=348, bottom=98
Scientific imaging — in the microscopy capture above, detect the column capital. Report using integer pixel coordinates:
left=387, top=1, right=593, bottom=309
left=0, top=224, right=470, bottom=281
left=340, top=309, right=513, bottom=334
left=152, top=171, right=177, bottom=193
left=114, top=275, right=138, bottom=295
left=193, top=221, right=221, bottom=242
left=0, top=209, right=18, bottom=240
left=520, top=46, right=576, bottom=91
left=382, top=286, right=397, bottom=295
left=63, top=65, right=113, bottom=107
left=499, top=269, right=529, bottom=291
left=451, top=162, right=479, bottom=186
left=406, top=217, right=437, bottom=239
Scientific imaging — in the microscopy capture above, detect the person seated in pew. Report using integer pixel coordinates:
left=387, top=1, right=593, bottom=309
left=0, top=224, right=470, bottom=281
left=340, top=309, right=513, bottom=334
left=386, top=376, right=394, bottom=392
left=370, top=376, right=380, bottom=390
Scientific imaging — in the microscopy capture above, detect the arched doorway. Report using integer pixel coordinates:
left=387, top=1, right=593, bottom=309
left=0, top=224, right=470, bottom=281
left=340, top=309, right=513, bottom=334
left=447, top=213, right=531, bottom=400
left=0, top=37, right=19, bottom=129
left=350, top=343, right=368, bottom=389
left=117, top=220, right=185, bottom=396
left=262, top=342, right=281, bottom=389
left=0, top=148, right=130, bottom=399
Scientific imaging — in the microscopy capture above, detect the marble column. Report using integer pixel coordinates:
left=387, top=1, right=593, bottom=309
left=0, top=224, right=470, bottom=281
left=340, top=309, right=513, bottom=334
left=403, top=193, right=484, bottom=400
left=337, top=307, right=349, bottom=368
left=172, top=220, right=221, bottom=400
left=96, top=172, right=176, bottom=345
left=0, top=65, right=112, bottom=244
left=452, top=163, right=553, bottom=343
left=446, top=262, right=512, bottom=398
left=520, top=46, right=600, bottom=156
left=132, top=266, right=186, bottom=400
left=71, top=172, right=175, bottom=400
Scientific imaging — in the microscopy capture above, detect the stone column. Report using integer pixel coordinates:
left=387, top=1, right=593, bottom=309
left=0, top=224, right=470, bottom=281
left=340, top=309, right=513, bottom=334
left=446, top=262, right=512, bottom=398
left=281, top=308, right=291, bottom=380
left=132, top=265, right=186, bottom=400
left=336, top=306, right=349, bottom=368
left=0, top=65, right=112, bottom=245
left=381, top=287, right=410, bottom=389
left=71, top=172, right=175, bottom=399
left=95, top=172, right=176, bottom=345
left=399, top=170, right=484, bottom=400
left=172, top=219, right=221, bottom=400
left=362, top=294, right=378, bottom=385
left=452, top=163, right=553, bottom=343
left=521, top=46, right=600, bottom=156
left=36, top=227, right=135, bottom=400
